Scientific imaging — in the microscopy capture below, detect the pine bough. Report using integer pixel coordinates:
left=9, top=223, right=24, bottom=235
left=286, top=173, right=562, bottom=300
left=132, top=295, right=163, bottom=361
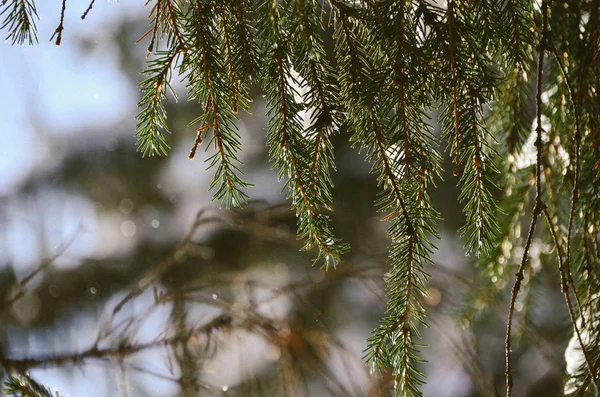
left=2, top=0, right=600, bottom=395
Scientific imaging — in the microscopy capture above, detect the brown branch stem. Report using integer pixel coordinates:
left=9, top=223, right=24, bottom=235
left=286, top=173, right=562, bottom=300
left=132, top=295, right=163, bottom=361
left=50, top=0, right=66, bottom=46
left=542, top=208, right=597, bottom=384
left=81, top=0, right=96, bottom=19
left=549, top=46, right=586, bottom=325
left=447, top=0, right=460, bottom=176
left=506, top=3, right=548, bottom=395
left=1, top=314, right=232, bottom=373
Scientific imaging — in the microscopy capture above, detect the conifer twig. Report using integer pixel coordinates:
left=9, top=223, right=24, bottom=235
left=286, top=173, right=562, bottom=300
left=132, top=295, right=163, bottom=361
left=50, top=0, right=66, bottom=46
left=505, top=3, right=548, bottom=394
left=548, top=45, right=586, bottom=326
left=3, top=374, right=64, bottom=397
left=164, top=0, right=185, bottom=50
left=394, top=1, right=411, bottom=173
left=0, top=230, right=79, bottom=312
left=110, top=210, right=206, bottom=318
left=447, top=0, right=460, bottom=177
left=81, top=0, right=95, bottom=20
left=575, top=355, right=600, bottom=396
left=1, top=314, right=233, bottom=372
left=542, top=207, right=597, bottom=385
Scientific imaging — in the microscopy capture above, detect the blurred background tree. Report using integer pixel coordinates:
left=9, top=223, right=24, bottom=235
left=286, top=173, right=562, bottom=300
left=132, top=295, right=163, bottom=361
left=0, top=1, right=599, bottom=397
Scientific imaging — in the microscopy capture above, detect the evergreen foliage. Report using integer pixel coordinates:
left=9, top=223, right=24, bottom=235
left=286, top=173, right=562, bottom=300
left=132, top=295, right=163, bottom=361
left=3, top=374, right=64, bottom=397
left=2, top=0, right=600, bottom=396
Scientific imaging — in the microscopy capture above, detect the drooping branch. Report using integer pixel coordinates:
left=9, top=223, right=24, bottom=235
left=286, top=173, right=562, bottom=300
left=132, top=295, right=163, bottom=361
left=505, top=3, right=549, bottom=394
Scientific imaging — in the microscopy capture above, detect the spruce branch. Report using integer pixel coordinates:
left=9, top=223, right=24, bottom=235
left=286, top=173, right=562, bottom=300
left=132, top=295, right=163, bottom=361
left=498, top=0, right=534, bottom=68
left=436, top=0, right=501, bottom=257
left=232, top=0, right=257, bottom=79
left=4, top=0, right=600, bottom=394
left=138, top=0, right=186, bottom=53
left=462, top=167, right=533, bottom=322
left=163, top=0, right=185, bottom=49
left=361, top=112, right=436, bottom=396
left=185, top=0, right=250, bottom=207
left=456, top=92, right=501, bottom=257
left=331, top=2, right=367, bottom=104
left=291, top=0, right=340, bottom=187
left=495, top=67, right=534, bottom=157
left=488, top=0, right=534, bottom=156
left=391, top=0, right=413, bottom=177
left=0, top=0, right=38, bottom=44
left=441, top=88, right=501, bottom=257
left=290, top=0, right=349, bottom=262
left=260, top=0, right=347, bottom=267
left=136, top=47, right=181, bottom=157
left=139, top=0, right=161, bottom=53
left=216, top=3, right=240, bottom=113
left=3, top=374, right=64, bottom=397
left=337, top=3, right=440, bottom=393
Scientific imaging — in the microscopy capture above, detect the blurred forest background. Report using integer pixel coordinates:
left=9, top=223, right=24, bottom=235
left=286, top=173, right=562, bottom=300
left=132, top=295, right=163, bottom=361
left=0, top=2, right=572, bottom=396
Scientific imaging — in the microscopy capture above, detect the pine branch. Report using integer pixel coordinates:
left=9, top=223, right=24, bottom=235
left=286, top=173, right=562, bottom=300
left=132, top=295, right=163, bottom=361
left=136, top=47, right=181, bottom=157
left=260, top=0, right=347, bottom=267
left=138, top=0, right=186, bottom=53
left=331, top=2, right=368, bottom=105
left=334, top=3, right=440, bottom=394
left=0, top=0, right=38, bottom=45
left=4, top=0, right=600, bottom=394
left=456, top=92, right=501, bottom=257
left=3, top=374, right=64, bottom=397
left=216, top=3, right=241, bottom=113
left=360, top=112, right=436, bottom=396
left=232, top=0, right=258, bottom=79
left=185, top=0, right=250, bottom=207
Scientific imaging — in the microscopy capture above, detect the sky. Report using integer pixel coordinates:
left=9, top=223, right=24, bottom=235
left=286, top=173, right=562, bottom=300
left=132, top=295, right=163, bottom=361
left=0, top=0, right=142, bottom=194
left=0, top=2, right=176, bottom=395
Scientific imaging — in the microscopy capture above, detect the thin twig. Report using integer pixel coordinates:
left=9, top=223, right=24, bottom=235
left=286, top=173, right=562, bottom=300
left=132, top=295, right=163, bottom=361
left=447, top=0, right=461, bottom=177
left=110, top=210, right=206, bottom=318
left=50, top=0, right=67, bottom=46
left=504, top=200, right=543, bottom=396
left=0, top=314, right=232, bottom=373
left=548, top=45, right=586, bottom=326
left=81, top=0, right=96, bottom=19
left=164, top=0, right=185, bottom=50
left=542, top=207, right=597, bottom=384
left=575, top=355, right=600, bottom=396
left=505, top=3, right=548, bottom=395
left=0, top=230, right=79, bottom=312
